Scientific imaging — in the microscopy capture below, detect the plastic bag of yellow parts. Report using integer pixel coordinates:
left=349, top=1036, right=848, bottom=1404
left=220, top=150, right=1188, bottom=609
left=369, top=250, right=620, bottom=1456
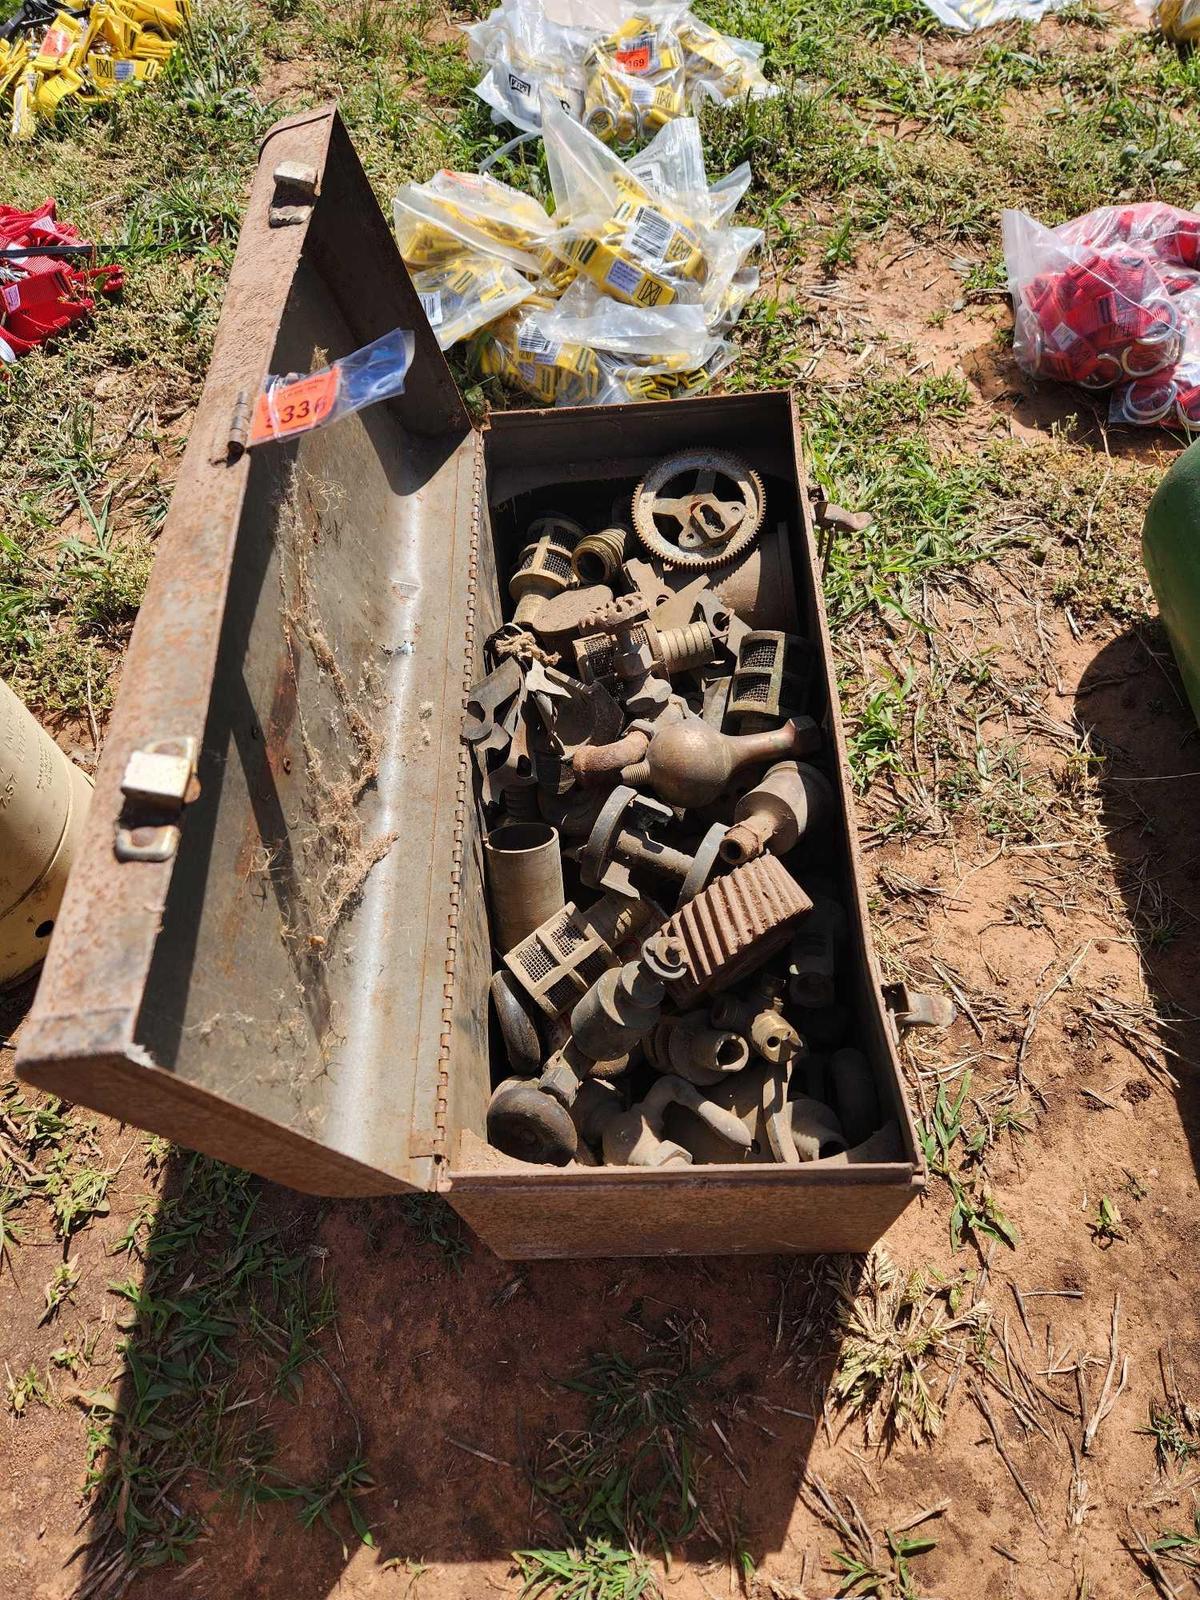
left=582, top=10, right=687, bottom=145
left=676, top=13, right=775, bottom=104
left=412, top=252, right=534, bottom=352
left=394, top=169, right=555, bottom=274
left=1155, top=0, right=1200, bottom=39
left=479, top=308, right=604, bottom=406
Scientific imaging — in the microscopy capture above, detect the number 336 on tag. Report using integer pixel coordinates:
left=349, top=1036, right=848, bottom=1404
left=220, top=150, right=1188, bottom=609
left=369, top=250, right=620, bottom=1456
left=249, top=368, right=340, bottom=445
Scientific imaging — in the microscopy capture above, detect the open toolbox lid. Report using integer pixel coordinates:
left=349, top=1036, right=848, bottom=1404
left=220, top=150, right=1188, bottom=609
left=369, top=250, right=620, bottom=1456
left=17, top=107, right=483, bottom=1195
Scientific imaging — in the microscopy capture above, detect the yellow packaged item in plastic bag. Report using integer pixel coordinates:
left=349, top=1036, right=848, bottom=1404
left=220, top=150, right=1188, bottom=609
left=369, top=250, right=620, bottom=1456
left=412, top=252, right=534, bottom=351
left=480, top=310, right=604, bottom=406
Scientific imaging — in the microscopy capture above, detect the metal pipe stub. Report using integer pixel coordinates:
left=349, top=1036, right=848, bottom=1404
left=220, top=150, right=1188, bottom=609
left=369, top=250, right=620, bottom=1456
left=484, top=821, right=566, bottom=952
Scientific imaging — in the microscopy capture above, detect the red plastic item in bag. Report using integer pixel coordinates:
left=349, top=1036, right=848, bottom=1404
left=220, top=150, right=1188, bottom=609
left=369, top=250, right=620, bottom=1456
left=0, top=199, right=121, bottom=365
left=1002, top=202, right=1200, bottom=429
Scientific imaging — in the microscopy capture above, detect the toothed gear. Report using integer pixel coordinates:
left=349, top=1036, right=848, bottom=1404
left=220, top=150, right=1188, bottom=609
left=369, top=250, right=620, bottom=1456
left=632, top=449, right=766, bottom=571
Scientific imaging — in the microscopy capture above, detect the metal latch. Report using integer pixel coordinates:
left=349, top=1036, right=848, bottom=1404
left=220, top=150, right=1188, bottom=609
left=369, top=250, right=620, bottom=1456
left=115, top=737, right=199, bottom=863
left=270, top=161, right=318, bottom=227
left=883, top=981, right=956, bottom=1039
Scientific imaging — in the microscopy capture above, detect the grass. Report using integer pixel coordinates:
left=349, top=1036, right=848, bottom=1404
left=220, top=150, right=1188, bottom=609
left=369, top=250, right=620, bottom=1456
left=532, top=1325, right=717, bottom=1554
left=827, top=1249, right=992, bottom=1446
left=515, top=1541, right=660, bottom=1600
left=917, top=1073, right=1022, bottom=1253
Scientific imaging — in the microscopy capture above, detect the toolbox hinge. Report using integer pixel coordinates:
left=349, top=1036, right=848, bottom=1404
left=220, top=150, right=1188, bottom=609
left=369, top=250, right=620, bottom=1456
left=115, top=737, right=200, bottom=864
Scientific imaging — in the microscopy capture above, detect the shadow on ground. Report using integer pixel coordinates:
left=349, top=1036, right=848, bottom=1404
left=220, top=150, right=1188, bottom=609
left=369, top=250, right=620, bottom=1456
left=71, top=1150, right=856, bottom=1600
left=1075, top=621, right=1200, bottom=1180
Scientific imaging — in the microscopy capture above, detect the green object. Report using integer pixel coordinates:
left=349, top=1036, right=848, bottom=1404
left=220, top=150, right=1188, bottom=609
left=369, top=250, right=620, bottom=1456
left=1144, top=436, right=1200, bottom=724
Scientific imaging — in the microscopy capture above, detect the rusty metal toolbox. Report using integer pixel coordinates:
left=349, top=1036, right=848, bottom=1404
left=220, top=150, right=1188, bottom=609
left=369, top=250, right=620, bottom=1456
left=16, top=107, right=924, bottom=1258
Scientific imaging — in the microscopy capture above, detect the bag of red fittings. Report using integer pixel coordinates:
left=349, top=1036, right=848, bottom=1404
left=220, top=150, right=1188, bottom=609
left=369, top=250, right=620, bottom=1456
left=1002, top=202, right=1200, bottom=432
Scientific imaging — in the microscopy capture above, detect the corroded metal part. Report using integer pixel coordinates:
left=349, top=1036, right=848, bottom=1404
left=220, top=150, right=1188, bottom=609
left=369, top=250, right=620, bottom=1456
left=831, top=1047, right=881, bottom=1147
left=503, top=894, right=660, bottom=1019
left=710, top=992, right=802, bottom=1065
left=486, top=1077, right=577, bottom=1166
left=787, top=895, right=848, bottom=1009
left=647, top=1013, right=750, bottom=1086
left=509, top=525, right=578, bottom=626
left=572, top=728, right=650, bottom=788
left=572, top=526, right=629, bottom=585
left=632, top=716, right=820, bottom=810
left=532, top=584, right=614, bottom=649
left=570, top=952, right=667, bottom=1062
left=489, top=969, right=542, bottom=1077
left=632, top=449, right=766, bottom=570
left=727, top=630, right=816, bottom=732
left=789, top=1095, right=847, bottom=1162
left=580, top=785, right=725, bottom=908
left=600, top=1073, right=752, bottom=1168
left=657, top=855, right=813, bottom=1005
left=484, top=822, right=565, bottom=952
left=721, top=761, right=834, bottom=865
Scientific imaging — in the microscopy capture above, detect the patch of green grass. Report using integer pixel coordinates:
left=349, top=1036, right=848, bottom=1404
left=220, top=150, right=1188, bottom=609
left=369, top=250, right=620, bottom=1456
left=78, top=1156, right=357, bottom=1585
left=802, top=375, right=1016, bottom=628
left=918, top=1074, right=1021, bottom=1253
left=6, top=1363, right=52, bottom=1416
left=533, top=1329, right=717, bottom=1553
left=401, top=1194, right=472, bottom=1270
left=1143, top=1394, right=1200, bottom=1471
left=515, top=1541, right=660, bottom=1600
left=827, top=1249, right=992, bottom=1446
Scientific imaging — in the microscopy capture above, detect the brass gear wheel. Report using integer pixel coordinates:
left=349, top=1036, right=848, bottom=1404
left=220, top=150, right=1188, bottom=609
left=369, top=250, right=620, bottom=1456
left=631, top=449, right=766, bottom=570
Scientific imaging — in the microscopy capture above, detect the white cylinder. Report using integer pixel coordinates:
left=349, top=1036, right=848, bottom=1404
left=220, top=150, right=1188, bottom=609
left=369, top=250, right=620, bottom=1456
left=0, top=677, right=93, bottom=986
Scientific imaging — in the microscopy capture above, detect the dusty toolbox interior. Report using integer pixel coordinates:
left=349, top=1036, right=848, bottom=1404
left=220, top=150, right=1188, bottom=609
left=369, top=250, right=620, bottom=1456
left=15, top=106, right=924, bottom=1259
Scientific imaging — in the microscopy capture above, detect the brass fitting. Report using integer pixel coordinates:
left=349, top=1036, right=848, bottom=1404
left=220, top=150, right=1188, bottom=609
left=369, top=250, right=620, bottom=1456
left=710, top=993, right=802, bottom=1065
left=572, top=525, right=629, bottom=584
left=720, top=761, right=834, bottom=865
left=509, top=514, right=584, bottom=626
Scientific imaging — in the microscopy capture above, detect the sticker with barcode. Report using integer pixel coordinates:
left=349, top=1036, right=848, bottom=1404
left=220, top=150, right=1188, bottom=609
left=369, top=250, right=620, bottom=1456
left=629, top=206, right=673, bottom=264
left=605, top=257, right=643, bottom=298
left=418, top=290, right=444, bottom=326
left=519, top=328, right=560, bottom=363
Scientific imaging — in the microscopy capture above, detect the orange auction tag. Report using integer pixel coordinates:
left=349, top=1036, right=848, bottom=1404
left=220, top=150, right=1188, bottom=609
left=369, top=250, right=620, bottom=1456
left=249, top=367, right=340, bottom=444
left=616, top=43, right=652, bottom=72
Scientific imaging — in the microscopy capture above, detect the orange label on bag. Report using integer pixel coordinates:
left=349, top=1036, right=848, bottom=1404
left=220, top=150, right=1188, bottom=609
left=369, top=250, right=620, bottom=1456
left=249, top=368, right=339, bottom=444
left=616, top=43, right=652, bottom=71
left=39, top=25, right=74, bottom=60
